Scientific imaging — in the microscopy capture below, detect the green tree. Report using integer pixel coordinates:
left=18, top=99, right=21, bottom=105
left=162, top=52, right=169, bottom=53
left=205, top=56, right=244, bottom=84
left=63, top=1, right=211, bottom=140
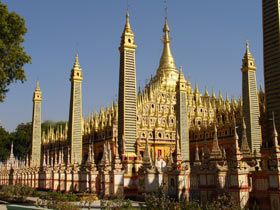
left=10, top=122, right=32, bottom=159
left=0, top=2, right=31, bottom=102
left=0, top=126, right=10, bottom=161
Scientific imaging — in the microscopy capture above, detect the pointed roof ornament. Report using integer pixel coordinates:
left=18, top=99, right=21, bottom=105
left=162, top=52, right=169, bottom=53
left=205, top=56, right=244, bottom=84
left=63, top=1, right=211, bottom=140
left=178, top=66, right=185, bottom=81
left=35, top=80, right=41, bottom=91
left=194, top=83, right=199, bottom=94
left=242, top=40, right=256, bottom=71
left=158, top=17, right=177, bottom=72
left=204, top=86, right=209, bottom=97
left=212, top=88, right=216, bottom=98
left=124, top=11, right=132, bottom=33
left=210, top=124, right=223, bottom=160
left=218, top=90, right=223, bottom=100
left=225, top=93, right=229, bottom=102
left=10, top=142, right=14, bottom=160
left=73, top=53, right=81, bottom=70
left=163, top=17, right=170, bottom=33
left=241, top=117, right=251, bottom=157
left=246, top=40, right=250, bottom=52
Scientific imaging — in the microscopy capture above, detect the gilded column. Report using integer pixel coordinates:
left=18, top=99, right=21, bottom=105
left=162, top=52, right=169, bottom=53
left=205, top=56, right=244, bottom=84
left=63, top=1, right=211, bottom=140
left=118, top=12, right=137, bottom=156
left=241, top=42, right=262, bottom=154
left=31, top=81, right=42, bottom=167
left=68, top=54, right=83, bottom=164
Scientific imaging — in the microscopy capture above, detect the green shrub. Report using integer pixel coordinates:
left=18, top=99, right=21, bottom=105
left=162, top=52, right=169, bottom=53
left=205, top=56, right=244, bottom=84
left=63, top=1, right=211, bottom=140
left=0, top=184, right=35, bottom=202
left=36, top=199, right=79, bottom=210
left=144, top=186, right=178, bottom=210
left=38, top=191, right=79, bottom=202
left=101, top=198, right=133, bottom=210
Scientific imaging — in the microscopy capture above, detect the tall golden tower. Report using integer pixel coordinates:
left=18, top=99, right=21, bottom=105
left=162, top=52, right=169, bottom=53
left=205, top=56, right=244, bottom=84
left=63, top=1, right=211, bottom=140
left=31, top=81, right=42, bottom=167
left=68, top=54, right=83, bottom=164
left=176, top=68, right=189, bottom=162
left=241, top=42, right=262, bottom=154
left=118, top=12, right=137, bottom=156
left=262, top=0, right=280, bottom=142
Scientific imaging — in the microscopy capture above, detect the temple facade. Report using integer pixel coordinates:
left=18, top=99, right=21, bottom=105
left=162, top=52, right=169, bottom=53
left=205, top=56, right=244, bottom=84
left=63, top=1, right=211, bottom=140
left=0, top=3, right=280, bottom=209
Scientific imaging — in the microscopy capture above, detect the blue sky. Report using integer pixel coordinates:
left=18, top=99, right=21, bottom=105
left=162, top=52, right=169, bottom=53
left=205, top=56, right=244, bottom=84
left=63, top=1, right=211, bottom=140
left=0, top=1, right=263, bottom=131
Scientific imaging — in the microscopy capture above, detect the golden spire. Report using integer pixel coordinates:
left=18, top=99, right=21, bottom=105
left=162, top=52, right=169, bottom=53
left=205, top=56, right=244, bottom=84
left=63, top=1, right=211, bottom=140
left=211, top=88, right=216, bottom=98
left=178, top=66, right=185, bottom=81
left=242, top=41, right=256, bottom=71
left=204, top=86, right=209, bottom=97
left=73, top=53, right=81, bottom=70
left=124, top=11, right=132, bottom=33
left=120, top=12, right=136, bottom=49
left=158, top=18, right=177, bottom=71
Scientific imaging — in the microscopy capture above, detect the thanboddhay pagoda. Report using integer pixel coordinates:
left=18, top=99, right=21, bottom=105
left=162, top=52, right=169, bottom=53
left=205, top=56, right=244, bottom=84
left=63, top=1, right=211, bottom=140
left=1, top=1, right=280, bottom=209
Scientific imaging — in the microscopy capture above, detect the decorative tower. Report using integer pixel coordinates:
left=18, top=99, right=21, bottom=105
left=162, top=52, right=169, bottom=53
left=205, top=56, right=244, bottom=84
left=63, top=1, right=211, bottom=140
left=176, top=67, right=190, bottom=163
left=118, top=12, right=137, bottom=156
left=209, top=125, right=223, bottom=160
left=31, top=81, right=42, bottom=167
left=262, top=0, right=280, bottom=142
left=241, top=42, right=262, bottom=154
left=68, top=54, right=83, bottom=164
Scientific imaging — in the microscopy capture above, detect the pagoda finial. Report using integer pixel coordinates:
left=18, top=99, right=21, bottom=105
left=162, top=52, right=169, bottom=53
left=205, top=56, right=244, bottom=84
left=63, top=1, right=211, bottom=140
left=246, top=40, right=250, bottom=51
left=125, top=11, right=131, bottom=31
left=35, top=80, right=40, bottom=91
left=73, top=53, right=81, bottom=70
left=164, top=0, right=168, bottom=21
left=245, top=40, right=252, bottom=57
left=158, top=13, right=176, bottom=71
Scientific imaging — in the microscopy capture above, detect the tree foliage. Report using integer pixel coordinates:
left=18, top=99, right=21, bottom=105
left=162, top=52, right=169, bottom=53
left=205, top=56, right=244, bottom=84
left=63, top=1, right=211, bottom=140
left=0, top=121, right=67, bottom=161
left=0, top=126, right=10, bottom=161
left=10, top=122, right=32, bottom=160
left=0, top=2, right=31, bottom=102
